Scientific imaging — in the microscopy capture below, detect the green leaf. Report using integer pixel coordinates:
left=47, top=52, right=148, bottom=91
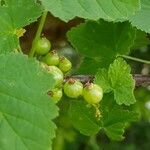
left=131, top=30, right=150, bottom=49
left=69, top=100, right=100, bottom=136
left=100, top=94, right=139, bottom=140
left=94, top=68, right=112, bottom=93
left=40, top=0, right=140, bottom=22
left=68, top=95, right=139, bottom=140
left=95, top=58, right=136, bottom=105
left=130, top=0, right=150, bottom=33
left=68, top=20, right=136, bottom=68
left=0, top=35, right=19, bottom=54
left=109, top=58, right=136, bottom=105
left=0, top=53, right=58, bottom=150
left=76, top=57, right=101, bottom=75
left=0, top=0, right=43, bottom=53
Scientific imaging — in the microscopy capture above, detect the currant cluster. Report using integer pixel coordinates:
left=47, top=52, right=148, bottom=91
left=37, top=37, right=103, bottom=105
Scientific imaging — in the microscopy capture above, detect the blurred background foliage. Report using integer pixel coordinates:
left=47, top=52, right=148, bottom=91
left=20, top=13, right=150, bottom=150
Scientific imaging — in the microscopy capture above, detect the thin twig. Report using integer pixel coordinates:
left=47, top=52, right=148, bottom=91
left=65, top=74, right=150, bottom=86
left=133, top=74, right=150, bottom=86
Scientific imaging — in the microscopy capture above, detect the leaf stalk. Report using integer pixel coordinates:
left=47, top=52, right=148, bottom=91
left=29, top=11, right=48, bottom=57
left=119, top=55, right=150, bottom=65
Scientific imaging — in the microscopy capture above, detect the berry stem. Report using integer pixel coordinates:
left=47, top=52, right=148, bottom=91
left=18, top=44, right=22, bottom=53
left=29, top=11, right=48, bottom=57
left=65, top=74, right=150, bottom=86
left=119, top=55, right=150, bottom=65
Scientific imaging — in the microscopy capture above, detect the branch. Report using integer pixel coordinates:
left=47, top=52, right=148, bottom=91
left=133, top=74, right=150, bottom=86
left=65, top=74, right=150, bottom=87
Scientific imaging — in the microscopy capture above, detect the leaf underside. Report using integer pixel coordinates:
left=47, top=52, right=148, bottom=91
left=41, top=0, right=140, bottom=22
left=130, top=0, right=150, bottom=33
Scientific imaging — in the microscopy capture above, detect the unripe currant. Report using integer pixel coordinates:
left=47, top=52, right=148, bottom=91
left=59, top=56, right=72, bottom=73
left=42, top=50, right=59, bottom=66
left=83, top=83, right=103, bottom=104
left=46, top=66, right=64, bottom=87
left=64, top=78, right=83, bottom=98
left=48, top=88, right=63, bottom=103
left=35, top=37, right=51, bottom=55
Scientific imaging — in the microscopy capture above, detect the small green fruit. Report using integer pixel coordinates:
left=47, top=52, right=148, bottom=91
left=42, top=50, right=59, bottom=66
left=83, top=83, right=103, bottom=104
left=47, top=66, right=64, bottom=87
left=35, top=37, right=51, bottom=55
left=59, top=56, right=72, bottom=73
left=48, top=88, right=63, bottom=103
left=64, top=79, right=83, bottom=98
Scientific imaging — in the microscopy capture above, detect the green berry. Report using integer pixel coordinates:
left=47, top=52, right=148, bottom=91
left=46, top=66, right=64, bottom=87
left=35, top=37, right=51, bottom=55
left=48, top=88, right=62, bottom=103
left=64, top=79, right=83, bottom=98
left=59, top=56, right=72, bottom=73
left=42, top=50, right=59, bottom=66
left=83, top=83, right=103, bottom=104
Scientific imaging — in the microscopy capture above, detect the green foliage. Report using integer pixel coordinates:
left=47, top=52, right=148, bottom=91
left=134, top=87, right=150, bottom=120
left=0, top=0, right=42, bottom=53
left=95, top=58, right=136, bottom=105
left=68, top=94, right=139, bottom=140
left=94, top=68, right=111, bottom=93
left=40, top=0, right=140, bottom=22
left=0, top=0, right=149, bottom=149
left=76, top=57, right=101, bottom=75
left=0, top=53, right=58, bottom=149
left=100, top=94, right=139, bottom=141
left=130, top=0, right=150, bottom=33
left=68, top=20, right=136, bottom=68
left=69, top=100, right=100, bottom=136
left=109, top=58, right=136, bottom=105
left=132, top=30, right=150, bottom=49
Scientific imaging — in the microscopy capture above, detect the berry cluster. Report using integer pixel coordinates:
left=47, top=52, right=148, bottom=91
left=37, top=37, right=103, bottom=105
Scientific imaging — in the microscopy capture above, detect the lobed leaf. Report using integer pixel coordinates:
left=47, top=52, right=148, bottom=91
left=109, top=58, right=136, bottom=105
left=0, top=53, right=58, bottom=150
left=130, top=0, right=150, bottom=33
left=68, top=94, right=139, bottom=140
left=40, top=0, right=140, bottom=22
left=100, top=94, right=139, bottom=140
left=95, top=58, right=136, bottom=105
left=68, top=20, right=136, bottom=69
left=94, top=68, right=111, bottom=93
left=131, top=30, right=150, bottom=49
left=69, top=100, right=100, bottom=136
left=0, top=0, right=43, bottom=53
left=76, top=57, right=101, bottom=75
